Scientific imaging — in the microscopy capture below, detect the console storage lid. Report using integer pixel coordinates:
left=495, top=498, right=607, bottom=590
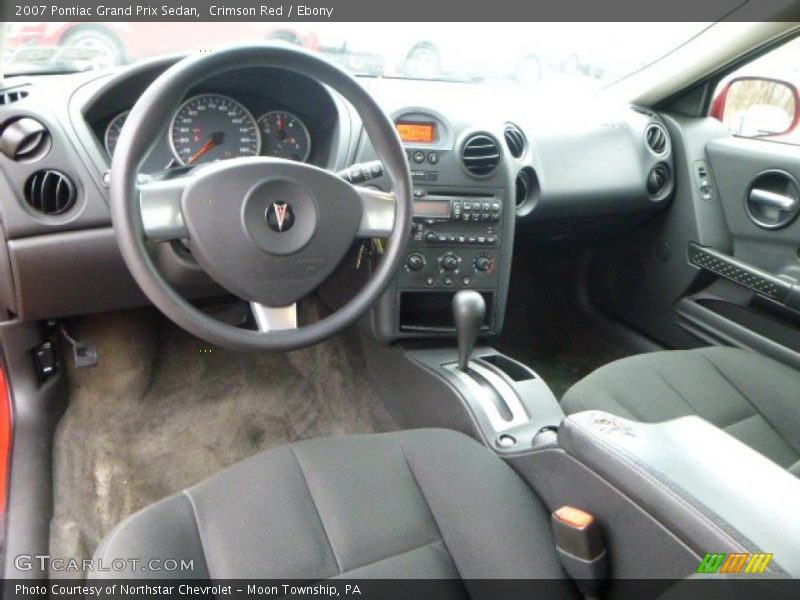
left=558, top=411, right=800, bottom=577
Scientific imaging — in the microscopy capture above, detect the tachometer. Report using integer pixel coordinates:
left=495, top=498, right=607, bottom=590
left=257, top=110, right=311, bottom=162
left=104, top=111, right=130, bottom=158
left=169, top=94, right=260, bottom=165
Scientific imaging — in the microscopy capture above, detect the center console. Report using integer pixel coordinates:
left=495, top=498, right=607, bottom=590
left=365, top=290, right=800, bottom=585
left=354, top=108, right=515, bottom=343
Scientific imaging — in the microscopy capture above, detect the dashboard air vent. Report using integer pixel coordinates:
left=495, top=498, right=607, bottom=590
left=645, top=123, right=668, bottom=156
left=24, top=170, right=76, bottom=216
left=647, top=163, right=670, bottom=197
left=503, top=123, right=526, bottom=158
left=0, top=117, right=51, bottom=162
left=515, top=169, right=531, bottom=206
left=0, top=88, right=29, bottom=105
left=462, top=133, right=500, bottom=176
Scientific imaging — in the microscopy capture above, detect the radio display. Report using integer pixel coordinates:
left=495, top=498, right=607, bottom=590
left=413, top=200, right=450, bottom=218
left=396, top=121, right=436, bottom=143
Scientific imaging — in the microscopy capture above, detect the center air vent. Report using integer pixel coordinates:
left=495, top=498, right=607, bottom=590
left=0, top=117, right=51, bottom=162
left=514, top=167, right=539, bottom=213
left=462, top=133, right=500, bottom=177
left=515, top=170, right=530, bottom=206
left=645, top=123, right=668, bottom=156
left=504, top=123, right=526, bottom=158
left=0, top=88, right=29, bottom=105
left=647, top=163, right=671, bottom=197
left=24, top=170, right=76, bottom=216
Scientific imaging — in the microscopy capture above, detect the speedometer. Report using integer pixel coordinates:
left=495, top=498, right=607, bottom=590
left=169, top=94, right=260, bottom=165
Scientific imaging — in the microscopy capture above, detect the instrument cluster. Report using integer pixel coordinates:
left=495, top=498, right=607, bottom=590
left=102, top=92, right=313, bottom=167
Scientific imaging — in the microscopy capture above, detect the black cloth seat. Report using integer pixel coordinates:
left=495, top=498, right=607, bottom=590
left=561, top=347, right=800, bottom=476
left=93, top=429, right=574, bottom=589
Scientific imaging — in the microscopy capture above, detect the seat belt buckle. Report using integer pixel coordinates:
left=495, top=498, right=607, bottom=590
left=551, top=506, right=607, bottom=598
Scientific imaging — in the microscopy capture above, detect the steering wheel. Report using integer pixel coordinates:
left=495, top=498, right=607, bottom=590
left=110, top=44, right=412, bottom=351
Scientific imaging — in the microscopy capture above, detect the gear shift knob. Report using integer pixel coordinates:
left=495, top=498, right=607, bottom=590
left=452, top=290, right=486, bottom=371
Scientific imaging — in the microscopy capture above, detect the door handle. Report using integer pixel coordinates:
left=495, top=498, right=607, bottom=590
left=748, top=188, right=798, bottom=211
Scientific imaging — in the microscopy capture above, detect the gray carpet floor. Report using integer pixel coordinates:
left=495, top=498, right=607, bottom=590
left=50, top=303, right=397, bottom=572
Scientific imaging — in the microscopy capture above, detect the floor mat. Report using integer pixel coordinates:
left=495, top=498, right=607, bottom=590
left=50, top=303, right=397, bottom=573
left=494, top=252, right=635, bottom=399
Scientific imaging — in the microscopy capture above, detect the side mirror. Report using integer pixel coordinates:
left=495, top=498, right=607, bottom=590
left=710, top=77, right=799, bottom=139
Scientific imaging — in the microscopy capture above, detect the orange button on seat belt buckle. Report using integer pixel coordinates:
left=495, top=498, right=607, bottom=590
left=554, top=505, right=595, bottom=530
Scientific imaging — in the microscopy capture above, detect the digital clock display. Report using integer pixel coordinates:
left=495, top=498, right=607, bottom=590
left=396, top=122, right=435, bottom=143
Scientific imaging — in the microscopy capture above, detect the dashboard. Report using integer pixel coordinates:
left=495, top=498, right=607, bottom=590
left=0, top=53, right=675, bottom=340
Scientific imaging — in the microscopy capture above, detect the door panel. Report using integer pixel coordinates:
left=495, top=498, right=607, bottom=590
left=680, top=136, right=800, bottom=367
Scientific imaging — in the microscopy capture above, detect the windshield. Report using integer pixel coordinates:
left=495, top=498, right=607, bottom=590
left=2, top=22, right=709, bottom=88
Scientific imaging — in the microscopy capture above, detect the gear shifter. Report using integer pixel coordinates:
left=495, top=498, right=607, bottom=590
left=452, top=290, right=486, bottom=371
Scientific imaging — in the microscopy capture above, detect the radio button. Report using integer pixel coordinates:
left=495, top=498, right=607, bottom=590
left=491, top=202, right=501, bottom=211
left=427, top=152, right=440, bottom=164
left=413, top=151, right=426, bottom=164
left=424, top=231, right=437, bottom=243
left=463, top=202, right=472, bottom=210
left=481, top=201, right=491, bottom=211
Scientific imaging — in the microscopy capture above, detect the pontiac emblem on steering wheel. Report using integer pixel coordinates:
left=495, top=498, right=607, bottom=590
left=266, top=202, right=295, bottom=232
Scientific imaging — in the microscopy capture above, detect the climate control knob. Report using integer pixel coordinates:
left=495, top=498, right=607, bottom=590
left=440, top=253, right=461, bottom=272
left=405, top=253, right=426, bottom=271
left=474, top=255, right=493, bottom=272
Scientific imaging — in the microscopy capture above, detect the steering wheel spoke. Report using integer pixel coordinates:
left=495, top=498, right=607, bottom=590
left=357, top=186, right=396, bottom=238
left=138, top=177, right=189, bottom=241
left=250, top=302, right=297, bottom=332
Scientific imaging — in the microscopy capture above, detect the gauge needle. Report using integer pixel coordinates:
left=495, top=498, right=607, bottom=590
left=187, top=131, right=224, bottom=164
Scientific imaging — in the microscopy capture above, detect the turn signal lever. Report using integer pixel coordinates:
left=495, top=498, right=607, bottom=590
left=337, top=160, right=384, bottom=184
left=452, top=290, right=486, bottom=372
